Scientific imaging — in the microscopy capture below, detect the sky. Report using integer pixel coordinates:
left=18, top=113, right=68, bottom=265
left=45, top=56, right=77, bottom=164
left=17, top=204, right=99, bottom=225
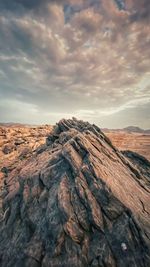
left=0, top=0, right=150, bottom=128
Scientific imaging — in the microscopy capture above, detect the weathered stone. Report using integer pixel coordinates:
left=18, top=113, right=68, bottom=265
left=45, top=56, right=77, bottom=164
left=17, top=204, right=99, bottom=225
left=0, top=118, right=150, bottom=267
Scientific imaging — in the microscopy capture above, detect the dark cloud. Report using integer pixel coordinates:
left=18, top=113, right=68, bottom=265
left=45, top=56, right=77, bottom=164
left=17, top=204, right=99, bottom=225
left=0, top=0, right=43, bottom=11
left=114, top=0, right=126, bottom=10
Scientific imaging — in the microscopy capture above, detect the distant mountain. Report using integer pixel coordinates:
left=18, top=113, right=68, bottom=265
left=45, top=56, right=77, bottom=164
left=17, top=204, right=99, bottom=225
left=0, top=118, right=150, bottom=267
left=103, top=126, right=150, bottom=134
left=0, top=122, right=50, bottom=128
left=0, top=122, right=31, bottom=127
left=123, top=126, right=150, bottom=134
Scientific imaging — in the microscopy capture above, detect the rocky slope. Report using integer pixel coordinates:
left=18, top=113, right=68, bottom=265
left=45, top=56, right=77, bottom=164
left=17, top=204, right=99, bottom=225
left=122, top=151, right=150, bottom=181
left=0, top=118, right=150, bottom=267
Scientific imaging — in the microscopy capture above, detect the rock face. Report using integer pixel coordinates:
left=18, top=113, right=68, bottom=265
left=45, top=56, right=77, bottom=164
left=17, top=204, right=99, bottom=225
left=0, top=118, right=150, bottom=267
left=122, top=150, right=150, bottom=181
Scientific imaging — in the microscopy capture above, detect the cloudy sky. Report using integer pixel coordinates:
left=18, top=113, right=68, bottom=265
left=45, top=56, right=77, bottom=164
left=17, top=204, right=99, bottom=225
left=0, top=0, right=150, bottom=128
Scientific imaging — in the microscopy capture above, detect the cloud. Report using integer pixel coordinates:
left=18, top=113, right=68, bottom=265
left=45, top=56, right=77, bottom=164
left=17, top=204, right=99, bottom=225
left=0, top=0, right=150, bottom=127
left=0, top=0, right=45, bottom=11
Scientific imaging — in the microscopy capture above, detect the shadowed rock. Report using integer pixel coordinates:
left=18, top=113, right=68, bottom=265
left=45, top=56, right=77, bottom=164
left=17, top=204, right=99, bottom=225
left=122, top=150, right=150, bottom=181
left=0, top=118, right=150, bottom=267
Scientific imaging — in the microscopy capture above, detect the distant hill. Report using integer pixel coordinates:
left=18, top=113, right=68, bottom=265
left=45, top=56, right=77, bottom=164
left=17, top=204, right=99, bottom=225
left=103, top=126, right=150, bottom=134
left=0, top=122, right=31, bottom=127
left=123, top=126, right=150, bottom=134
left=0, top=122, right=50, bottom=128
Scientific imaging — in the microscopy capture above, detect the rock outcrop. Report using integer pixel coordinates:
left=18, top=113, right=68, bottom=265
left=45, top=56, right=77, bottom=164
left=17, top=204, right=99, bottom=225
left=0, top=118, right=150, bottom=267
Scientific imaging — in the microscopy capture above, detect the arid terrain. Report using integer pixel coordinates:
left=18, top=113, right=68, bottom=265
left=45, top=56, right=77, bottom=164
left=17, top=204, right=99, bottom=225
left=0, top=122, right=150, bottom=210
left=104, top=130, right=150, bottom=161
left=0, top=125, right=52, bottom=205
left=0, top=119, right=150, bottom=267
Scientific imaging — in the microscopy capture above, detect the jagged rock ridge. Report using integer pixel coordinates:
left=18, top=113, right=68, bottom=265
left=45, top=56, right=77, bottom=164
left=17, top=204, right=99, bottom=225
left=0, top=118, right=150, bottom=267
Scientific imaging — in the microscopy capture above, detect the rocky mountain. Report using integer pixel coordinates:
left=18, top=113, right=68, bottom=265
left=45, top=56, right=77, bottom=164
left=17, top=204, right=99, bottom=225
left=0, top=118, right=150, bottom=267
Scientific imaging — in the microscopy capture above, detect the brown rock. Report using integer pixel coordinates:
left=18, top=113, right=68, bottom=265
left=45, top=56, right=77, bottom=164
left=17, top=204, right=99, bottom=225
left=0, top=118, right=150, bottom=267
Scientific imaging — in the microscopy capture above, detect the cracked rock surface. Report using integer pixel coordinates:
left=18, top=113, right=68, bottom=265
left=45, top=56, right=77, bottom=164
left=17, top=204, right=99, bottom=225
left=0, top=118, right=150, bottom=267
left=0, top=124, right=52, bottom=208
